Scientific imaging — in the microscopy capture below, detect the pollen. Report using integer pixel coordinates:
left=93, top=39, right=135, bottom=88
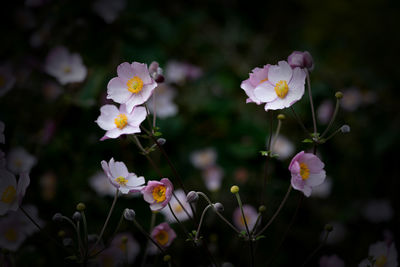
left=375, top=255, right=387, bottom=267
left=126, top=76, right=144, bottom=94
left=1, top=186, right=16, bottom=204
left=5, top=228, right=17, bottom=242
left=173, top=203, right=183, bottom=213
left=152, top=185, right=167, bottom=203
left=63, top=66, right=72, bottom=74
left=114, top=114, right=128, bottom=129
left=299, top=163, right=310, bottom=180
left=155, top=230, right=169, bottom=246
left=274, top=80, right=289, bottom=99
left=115, top=176, right=128, bottom=186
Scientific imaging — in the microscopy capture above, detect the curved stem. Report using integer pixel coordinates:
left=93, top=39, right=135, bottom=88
left=81, top=211, right=89, bottom=259
left=306, top=71, right=317, bottom=135
left=321, top=98, right=340, bottom=138
left=250, top=212, right=262, bottom=235
left=261, top=112, right=273, bottom=205
left=168, top=202, right=189, bottom=235
left=290, top=107, right=309, bottom=135
left=235, top=192, right=254, bottom=267
left=300, top=230, right=330, bottom=267
left=256, top=185, right=292, bottom=237
left=141, top=212, right=156, bottom=267
left=194, top=205, right=212, bottom=241
left=270, top=119, right=282, bottom=154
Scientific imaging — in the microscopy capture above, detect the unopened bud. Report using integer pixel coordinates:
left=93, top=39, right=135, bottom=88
left=340, top=125, right=350, bottom=133
left=52, top=213, right=63, bottom=222
left=163, top=255, right=171, bottom=262
left=149, top=61, right=165, bottom=83
left=157, top=138, right=166, bottom=145
left=76, top=203, right=86, bottom=211
left=72, top=211, right=81, bottom=221
left=58, top=230, right=66, bottom=238
left=123, top=208, right=136, bottom=221
left=335, top=91, right=343, bottom=99
left=258, top=205, right=266, bottom=212
left=186, top=191, right=199, bottom=203
left=324, top=224, right=333, bottom=232
left=230, top=185, right=239, bottom=194
left=213, top=203, right=224, bottom=212
left=277, top=114, right=285, bottom=120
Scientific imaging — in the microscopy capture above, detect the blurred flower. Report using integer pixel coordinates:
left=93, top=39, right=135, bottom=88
left=234, top=167, right=249, bottom=184
left=96, top=104, right=146, bottom=141
left=6, top=147, right=37, bottom=174
left=311, top=177, right=332, bottom=198
left=319, top=254, right=345, bottom=267
left=233, top=205, right=258, bottom=231
left=0, top=171, right=30, bottom=215
left=202, top=165, right=224, bottom=192
left=340, top=87, right=362, bottom=112
left=289, top=151, right=326, bottom=197
left=148, top=84, right=178, bottom=119
left=362, top=199, right=393, bottom=223
left=287, top=51, right=314, bottom=71
left=29, top=22, right=52, bottom=48
left=0, top=121, right=5, bottom=144
left=92, top=0, right=126, bottom=24
left=160, top=189, right=192, bottom=223
left=44, top=46, right=87, bottom=85
left=271, top=135, right=295, bottom=160
left=151, top=222, right=176, bottom=248
left=165, top=60, right=202, bottom=84
left=240, top=64, right=270, bottom=104
left=190, top=148, right=217, bottom=169
left=107, top=62, right=157, bottom=113
left=39, top=171, right=57, bottom=201
left=97, top=233, right=140, bottom=266
left=0, top=205, right=42, bottom=251
left=0, top=64, right=16, bottom=97
left=42, top=81, right=63, bottom=101
left=359, top=241, right=397, bottom=267
left=149, top=61, right=164, bottom=83
left=323, top=221, right=347, bottom=245
left=89, top=171, right=116, bottom=197
left=317, top=100, right=334, bottom=124
left=142, top=178, right=173, bottom=211
left=253, top=61, right=306, bottom=111
left=101, top=158, right=145, bottom=194
left=39, top=120, right=56, bottom=144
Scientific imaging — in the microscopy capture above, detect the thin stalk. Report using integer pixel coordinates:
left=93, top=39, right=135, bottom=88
left=250, top=212, right=262, bottom=235
left=168, top=202, right=189, bottom=234
left=131, top=218, right=164, bottom=255
left=141, top=212, right=156, bottom=267
left=76, top=221, right=84, bottom=260
left=261, top=112, right=273, bottom=205
left=321, top=98, right=340, bottom=138
left=256, top=185, right=292, bottom=237
left=323, top=127, right=342, bottom=143
left=144, top=104, right=154, bottom=132
left=270, top=119, right=282, bottom=153
left=152, top=91, right=157, bottom=129
left=290, top=107, right=309, bottom=135
left=172, top=191, right=193, bottom=222
left=306, top=71, right=317, bottom=135
left=194, top=205, right=212, bottom=241
left=81, top=211, right=89, bottom=258
left=300, top=230, right=330, bottom=267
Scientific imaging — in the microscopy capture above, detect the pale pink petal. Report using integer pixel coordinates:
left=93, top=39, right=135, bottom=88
left=105, top=128, right=123, bottom=138
left=109, top=160, right=129, bottom=178
left=306, top=171, right=326, bottom=187
left=107, top=77, right=132, bottom=103
left=118, top=125, right=141, bottom=135
left=17, top=172, right=30, bottom=205
left=117, top=62, right=134, bottom=80
left=254, top=82, right=278, bottom=102
left=131, top=62, right=152, bottom=84
left=268, top=61, right=293, bottom=85
left=302, top=186, right=312, bottom=197
left=128, top=106, right=147, bottom=126
left=125, top=94, right=146, bottom=113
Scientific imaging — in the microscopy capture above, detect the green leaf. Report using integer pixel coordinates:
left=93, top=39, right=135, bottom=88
left=302, top=138, right=313, bottom=143
left=255, top=235, right=265, bottom=240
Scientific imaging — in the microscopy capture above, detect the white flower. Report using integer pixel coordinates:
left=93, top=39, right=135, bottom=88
left=0, top=170, right=30, bottom=215
left=190, top=148, right=217, bottom=169
left=311, top=177, right=332, bottom=198
left=92, top=0, right=126, bottom=24
left=0, top=64, right=16, bottom=97
left=45, top=46, right=87, bottom=85
left=271, top=135, right=295, bottom=160
left=89, top=171, right=116, bottom=197
left=202, top=165, right=224, bottom=192
left=148, top=84, right=178, bottom=119
left=359, top=241, right=398, bottom=267
left=6, top=147, right=37, bottom=174
left=160, top=189, right=192, bottom=223
left=362, top=199, right=393, bottom=223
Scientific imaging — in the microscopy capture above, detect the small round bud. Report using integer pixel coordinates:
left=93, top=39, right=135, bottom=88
left=121, top=236, right=128, bottom=244
left=72, top=211, right=81, bottom=221
left=123, top=208, right=136, bottom=221
left=52, top=213, right=63, bottom=222
left=230, top=185, right=239, bottom=194
left=324, top=224, right=333, bottom=232
left=76, top=203, right=86, bottom=211
left=340, top=125, right=351, bottom=133
left=58, top=230, right=66, bottom=238
left=335, top=91, right=343, bottom=99
left=258, top=205, right=266, bottom=212
left=157, top=138, right=166, bottom=145
left=277, top=114, right=285, bottom=120
left=163, top=255, right=171, bottom=262
left=213, top=203, right=224, bottom=212
left=186, top=191, right=199, bottom=203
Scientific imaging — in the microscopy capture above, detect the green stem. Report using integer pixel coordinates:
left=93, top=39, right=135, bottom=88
left=250, top=212, right=262, bottom=235
left=168, top=202, right=189, bottom=235
left=194, top=205, right=212, bottom=241
left=270, top=119, right=282, bottom=154
left=321, top=98, right=340, bottom=138
left=323, top=127, right=342, bottom=142
left=290, top=107, right=309, bottom=135
left=306, top=71, right=317, bottom=135
left=81, top=211, right=89, bottom=259
left=141, top=212, right=156, bottom=267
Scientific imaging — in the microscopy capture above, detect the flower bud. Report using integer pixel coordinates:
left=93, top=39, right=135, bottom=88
left=335, top=91, right=343, bottom=99
left=72, top=211, right=81, bottom=221
left=149, top=61, right=165, bottom=83
left=277, top=114, right=285, bottom=120
left=76, top=202, right=86, bottom=211
left=186, top=191, right=199, bottom=203
left=52, top=213, right=63, bottom=222
left=157, top=138, right=166, bottom=145
left=230, top=185, right=239, bottom=194
left=288, top=51, right=314, bottom=71
left=123, top=208, right=136, bottom=221
left=163, top=255, right=171, bottom=262
left=340, top=125, right=350, bottom=133
left=258, top=205, right=266, bottom=212
left=58, top=230, right=66, bottom=238
left=213, top=202, right=224, bottom=212
left=324, top=224, right=333, bottom=232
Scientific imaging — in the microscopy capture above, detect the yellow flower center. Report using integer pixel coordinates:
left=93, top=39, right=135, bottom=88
left=173, top=203, right=184, bottom=213
left=375, top=255, right=387, bottom=267
left=152, top=185, right=166, bottom=203
left=5, top=228, right=17, bottom=242
left=119, top=242, right=127, bottom=252
left=114, top=114, right=128, bottom=129
left=126, top=76, right=144, bottom=94
left=0, top=75, right=5, bottom=87
left=240, top=215, right=249, bottom=227
left=1, top=186, right=16, bottom=204
left=63, top=66, right=72, bottom=74
left=274, top=80, right=289, bottom=99
left=155, top=230, right=169, bottom=246
left=115, top=176, right=128, bottom=186
left=299, top=163, right=310, bottom=180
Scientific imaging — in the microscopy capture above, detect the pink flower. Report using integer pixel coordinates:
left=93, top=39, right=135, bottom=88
left=253, top=61, right=306, bottom=111
left=44, top=46, right=87, bottom=85
left=317, top=100, right=334, bottom=124
left=142, top=178, right=173, bottom=211
left=202, top=165, right=224, bottom=192
left=289, top=151, right=326, bottom=197
left=233, top=205, right=258, bottom=231
left=165, top=60, right=202, bottom=84
left=101, top=158, right=145, bottom=194
left=0, top=170, right=30, bottom=215
left=95, top=104, right=146, bottom=141
left=151, top=222, right=176, bottom=248
left=359, top=241, right=398, bottom=267
left=319, top=254, right=345, bottom=267
left=240, top=64, right=270, bottom=104
left=287, top=51, right=314, bottom=71
left=107, top=62, right=157, bottom=113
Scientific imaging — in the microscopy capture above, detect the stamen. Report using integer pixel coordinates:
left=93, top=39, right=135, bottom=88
left=126, top=76, right=144, bottom=94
